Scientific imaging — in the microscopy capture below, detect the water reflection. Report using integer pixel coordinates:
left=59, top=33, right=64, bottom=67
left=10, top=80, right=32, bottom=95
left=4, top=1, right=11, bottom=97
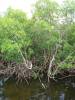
left=0, top=80, right=74, bottom=100
left=0, top=86, right=7, bottom=100
left=59, top=92, right=65, bottom=100
left=30, top=92, right=47, bottom=100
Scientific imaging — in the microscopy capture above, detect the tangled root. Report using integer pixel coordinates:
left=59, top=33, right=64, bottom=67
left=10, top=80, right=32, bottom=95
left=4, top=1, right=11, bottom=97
left=0, top=61, right=32, bottom=84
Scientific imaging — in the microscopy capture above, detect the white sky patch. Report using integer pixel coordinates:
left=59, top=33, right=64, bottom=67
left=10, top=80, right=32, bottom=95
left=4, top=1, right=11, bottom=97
left=57, top=0, right=64, bottom=4
left=0, top=0, right=37, bottom=17
left=0, top=0, right=63, bottom=17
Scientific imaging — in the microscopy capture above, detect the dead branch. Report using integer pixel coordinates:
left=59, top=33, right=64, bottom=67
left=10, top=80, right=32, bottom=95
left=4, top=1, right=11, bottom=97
left=47, top=44, right=59, bottom=82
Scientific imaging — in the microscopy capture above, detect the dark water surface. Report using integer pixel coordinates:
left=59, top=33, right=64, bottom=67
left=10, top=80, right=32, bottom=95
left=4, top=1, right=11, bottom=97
left=0, top=79, right=75, bottom=100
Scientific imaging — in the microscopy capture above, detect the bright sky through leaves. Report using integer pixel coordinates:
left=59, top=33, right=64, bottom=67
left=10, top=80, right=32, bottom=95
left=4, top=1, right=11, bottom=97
left=0, top=0, right=63, bottom=17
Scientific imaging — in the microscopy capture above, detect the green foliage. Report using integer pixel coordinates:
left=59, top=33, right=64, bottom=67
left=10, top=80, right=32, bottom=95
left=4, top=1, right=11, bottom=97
left=1, top=39, right=21, bottom=61
left=33, top=0, right=59, bottom=25
left=0, top=8, right=31, bottom=62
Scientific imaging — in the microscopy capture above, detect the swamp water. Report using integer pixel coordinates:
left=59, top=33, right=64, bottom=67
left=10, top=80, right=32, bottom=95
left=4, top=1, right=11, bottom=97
left=0, top=79, right=75, bottom=100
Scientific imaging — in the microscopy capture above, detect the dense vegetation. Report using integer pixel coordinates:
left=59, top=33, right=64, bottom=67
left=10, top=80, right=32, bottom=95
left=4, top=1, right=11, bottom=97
left=0, top=0, right=75, bottom=81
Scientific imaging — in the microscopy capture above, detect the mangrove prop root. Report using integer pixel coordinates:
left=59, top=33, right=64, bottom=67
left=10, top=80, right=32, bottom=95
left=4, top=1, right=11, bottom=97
left=0, top=62, right=32, bottom=83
